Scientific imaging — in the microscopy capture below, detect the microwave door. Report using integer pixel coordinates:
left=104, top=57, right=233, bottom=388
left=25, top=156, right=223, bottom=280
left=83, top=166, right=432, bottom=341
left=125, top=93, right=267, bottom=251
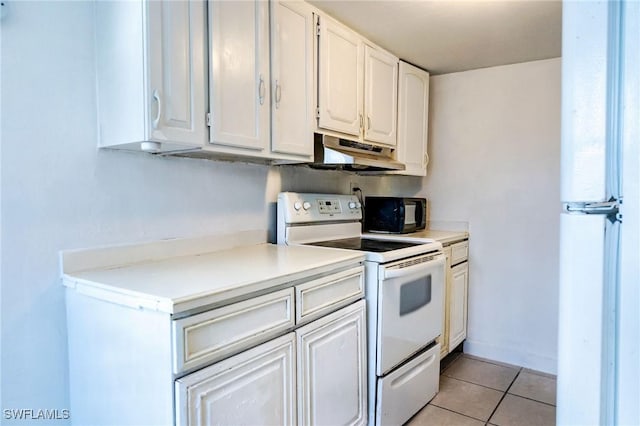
left=405, top=204, right=417, bottom=228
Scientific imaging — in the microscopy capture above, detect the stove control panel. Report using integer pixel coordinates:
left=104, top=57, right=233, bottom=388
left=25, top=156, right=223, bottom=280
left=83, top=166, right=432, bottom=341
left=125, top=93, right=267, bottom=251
left=278, top=192, right=362, bottom=224
left=318, top=199, right=341, bottom=214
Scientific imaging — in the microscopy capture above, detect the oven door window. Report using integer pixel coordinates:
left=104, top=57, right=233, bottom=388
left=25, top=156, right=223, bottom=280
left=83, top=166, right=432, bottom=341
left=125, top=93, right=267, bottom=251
left=399, top=275, right=431, bottom=316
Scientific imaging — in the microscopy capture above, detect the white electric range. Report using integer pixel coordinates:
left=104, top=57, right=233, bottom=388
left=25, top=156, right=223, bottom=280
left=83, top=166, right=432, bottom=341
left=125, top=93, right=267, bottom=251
left=277, top=192, right=445, bottom=426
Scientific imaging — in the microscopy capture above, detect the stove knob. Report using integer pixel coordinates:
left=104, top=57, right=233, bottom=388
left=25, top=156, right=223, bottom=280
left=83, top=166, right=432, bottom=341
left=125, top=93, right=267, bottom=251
left=294, top=201, right=302, bottom=211
left=356, top=202, right=362, bottom=208
left=302, top=201, right=312, bottom=210
left=348, top=201, right=357, bottom=209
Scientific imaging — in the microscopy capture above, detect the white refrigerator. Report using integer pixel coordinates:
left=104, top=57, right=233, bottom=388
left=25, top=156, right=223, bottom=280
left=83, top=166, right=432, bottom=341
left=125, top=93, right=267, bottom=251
left=558, top=1, right=639, bottom=425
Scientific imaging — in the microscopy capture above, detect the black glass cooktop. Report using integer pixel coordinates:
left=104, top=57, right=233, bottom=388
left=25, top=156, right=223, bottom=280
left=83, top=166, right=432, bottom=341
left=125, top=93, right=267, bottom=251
left=307, top=237, right=422, bottom=253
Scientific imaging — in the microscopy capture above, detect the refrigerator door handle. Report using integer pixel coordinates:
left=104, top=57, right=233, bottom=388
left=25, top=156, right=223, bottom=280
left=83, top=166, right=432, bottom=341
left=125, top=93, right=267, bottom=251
left=563, top=200, right=621, bottom=221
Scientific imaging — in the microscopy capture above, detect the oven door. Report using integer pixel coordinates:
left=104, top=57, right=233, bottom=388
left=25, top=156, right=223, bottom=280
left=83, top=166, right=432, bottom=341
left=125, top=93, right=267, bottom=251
left=376, top=253, right=445, bottom=376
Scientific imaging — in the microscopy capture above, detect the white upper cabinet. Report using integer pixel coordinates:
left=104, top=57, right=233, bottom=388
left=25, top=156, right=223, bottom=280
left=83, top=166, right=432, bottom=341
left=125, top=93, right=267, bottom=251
left=208, top=0, right=270, bottom=152
left=270, top=0, right=315, bottom=157
left=396, top=61, right=430, bottom=176
left=364, top=46, right=398, bottom=146
left=146, top=1, right=208, bottom=147
left=317, top=15, right=398, bottom=147
left=96, top=1, right=418, bottom=168
left=96, top=0, right=208, bottom=152
left=317, top=15, right=364, bottom=137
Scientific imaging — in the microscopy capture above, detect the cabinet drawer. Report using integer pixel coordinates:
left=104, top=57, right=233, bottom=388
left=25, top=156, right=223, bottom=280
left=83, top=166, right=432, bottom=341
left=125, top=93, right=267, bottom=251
left=172, top=288, right=294, bottom=374
left=376, top=344, right=440, bottom=426
left=295, top=266, right=364, bottom=324
left=450, top=240, right=469, bottom=265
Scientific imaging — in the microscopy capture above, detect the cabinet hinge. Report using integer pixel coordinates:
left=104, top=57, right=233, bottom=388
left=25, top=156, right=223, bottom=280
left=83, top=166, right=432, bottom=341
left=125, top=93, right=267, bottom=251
left=316, top=107, right=320, bottom=119
left=206, top=113, right=212, bottom=127
left=316, top=21, right=321, bottom=36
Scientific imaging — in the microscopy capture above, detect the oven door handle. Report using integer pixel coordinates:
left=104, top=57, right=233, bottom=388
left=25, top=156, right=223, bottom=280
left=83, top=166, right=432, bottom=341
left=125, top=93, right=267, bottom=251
left=383, top=255, right=445, bottom=279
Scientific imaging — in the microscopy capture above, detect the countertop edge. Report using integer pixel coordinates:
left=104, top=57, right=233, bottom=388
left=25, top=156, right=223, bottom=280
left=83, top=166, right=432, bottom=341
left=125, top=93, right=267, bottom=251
left=62, top=246, right=365, bottom=315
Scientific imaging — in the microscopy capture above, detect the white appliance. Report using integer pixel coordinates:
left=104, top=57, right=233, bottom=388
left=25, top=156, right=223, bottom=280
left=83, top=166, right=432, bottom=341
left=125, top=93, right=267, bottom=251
left=558, top=2, right=639, bottom=425
left=277, top=192, right=445, bottom=426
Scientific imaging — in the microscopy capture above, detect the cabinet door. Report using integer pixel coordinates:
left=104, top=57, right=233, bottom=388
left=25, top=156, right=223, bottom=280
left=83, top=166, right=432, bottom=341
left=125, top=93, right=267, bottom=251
left=449, top=262, right=469, bottom=352
left=363, top=46, right=398, bottom=145
left=396, top=61, right=430, bottom=176
left=175, top=333, right=296, bottom=426
left=317, top=16, right=363, bottom=137
left=270, top=0, right=314, bottom=157
left=147, top=0, right=208, bottom=146
left=297, top=300, right=367, bottom=426
left=209, top=0, right=270, bottom=151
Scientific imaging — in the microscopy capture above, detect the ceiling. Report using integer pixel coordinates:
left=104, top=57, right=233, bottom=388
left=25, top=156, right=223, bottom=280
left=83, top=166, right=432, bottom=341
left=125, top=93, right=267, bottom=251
left=308, top=0, right=562, bottom=75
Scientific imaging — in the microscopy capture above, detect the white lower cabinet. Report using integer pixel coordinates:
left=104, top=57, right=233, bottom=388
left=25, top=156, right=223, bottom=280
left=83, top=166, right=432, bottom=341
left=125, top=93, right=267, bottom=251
left=175, top=333, right=297, bottom=426
left=439, top=239, right=470, bottom=358
left=296, top=300, right=367, bottom=426
left=449, top=262, right=469, bottom=352
left=176, top=300, right=367, bottom=426
left=65, top=250, right=366, bottom=426
left=63, top=239, right=367, bottom=426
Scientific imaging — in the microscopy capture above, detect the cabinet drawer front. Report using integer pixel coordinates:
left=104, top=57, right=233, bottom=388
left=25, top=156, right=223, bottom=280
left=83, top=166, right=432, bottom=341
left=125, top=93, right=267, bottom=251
left=173, top=288, right=294, bottom=373
left=450, top=241, right=469, bottom=265
left=295, top=266, right=364, bottom=324
left=376, top=344, right=440, bottom=426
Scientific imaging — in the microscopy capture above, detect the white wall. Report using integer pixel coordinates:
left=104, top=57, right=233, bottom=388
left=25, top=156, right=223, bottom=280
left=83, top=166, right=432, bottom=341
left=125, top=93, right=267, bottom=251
left=425, top=58, right=561, bottom=373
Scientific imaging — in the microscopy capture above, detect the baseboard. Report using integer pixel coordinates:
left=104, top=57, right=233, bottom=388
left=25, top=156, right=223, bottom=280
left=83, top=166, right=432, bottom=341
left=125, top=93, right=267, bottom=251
left=463, top=339, right=558, bottom=375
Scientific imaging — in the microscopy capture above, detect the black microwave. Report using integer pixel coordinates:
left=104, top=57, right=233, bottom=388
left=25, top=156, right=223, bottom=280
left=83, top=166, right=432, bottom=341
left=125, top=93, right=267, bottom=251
left=364, top=197, right=427, bottom=234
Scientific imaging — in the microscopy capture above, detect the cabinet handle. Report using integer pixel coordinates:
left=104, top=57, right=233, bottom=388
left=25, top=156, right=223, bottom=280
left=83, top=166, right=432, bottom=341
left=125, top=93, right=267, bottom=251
left=424, top=152, right=430, bottom=167
left=259, top=75, right=265, bottom=105
left=359, top=114, right=363, bottom=130
left=367, top=116, right=371, bottom=130
left=275, top=80, right=281, bottom=109
left=152, top=89, right=162, bottom=129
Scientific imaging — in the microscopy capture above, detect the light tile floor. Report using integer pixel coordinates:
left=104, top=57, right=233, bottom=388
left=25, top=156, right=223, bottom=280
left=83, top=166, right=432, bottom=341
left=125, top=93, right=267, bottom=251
left=407, top=353, right=557, bottom=426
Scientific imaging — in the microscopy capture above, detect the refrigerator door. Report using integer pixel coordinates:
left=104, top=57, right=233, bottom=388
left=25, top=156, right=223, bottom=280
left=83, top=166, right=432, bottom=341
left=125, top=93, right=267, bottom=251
left=559, top=1, right=639, bottom=425
left=616, top=1, right=640, bottom=424
left=560, top=2, right=608, bottom=205
left=559, top=1, right=611, bottom=425
left=557, top=214, right=618, bottom=424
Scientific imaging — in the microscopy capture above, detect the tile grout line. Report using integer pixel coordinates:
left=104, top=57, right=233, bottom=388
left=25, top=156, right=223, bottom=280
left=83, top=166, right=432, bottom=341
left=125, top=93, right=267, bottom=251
left=460, top=354, right=522, bottom=371
left=441, top=374, right=517, bottom=393
left=485, top=366, right=524, bottom=424
left=431, top=372, right=517, bottom=423
left=505, top=392, right=557, bottom=408
left=428, top=402, right=491, bottom=423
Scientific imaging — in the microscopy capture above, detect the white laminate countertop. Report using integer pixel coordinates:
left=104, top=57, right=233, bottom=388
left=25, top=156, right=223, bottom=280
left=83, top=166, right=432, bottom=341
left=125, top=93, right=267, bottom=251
left=62, top=243, right=364, bottom=315
left=407, top=229, right=469, bottom=246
